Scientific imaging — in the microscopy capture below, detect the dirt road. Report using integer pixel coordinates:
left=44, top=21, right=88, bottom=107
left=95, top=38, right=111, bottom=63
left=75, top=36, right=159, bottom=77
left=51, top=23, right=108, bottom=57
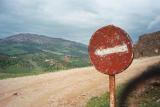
left=0, top=56, right=160, bottom=107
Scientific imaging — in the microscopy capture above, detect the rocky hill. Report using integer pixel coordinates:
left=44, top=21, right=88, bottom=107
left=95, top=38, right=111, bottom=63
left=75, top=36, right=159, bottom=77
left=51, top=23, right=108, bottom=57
left=134, top=31, right=160, bottom=58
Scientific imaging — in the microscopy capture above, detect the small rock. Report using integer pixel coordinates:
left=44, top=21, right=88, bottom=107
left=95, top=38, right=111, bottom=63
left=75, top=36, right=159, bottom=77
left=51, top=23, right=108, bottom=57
left=81, top=94, right=86, bottom=96
left=156, top=99, right=160, bottom=103
left=13, top=92, right=20, bottom=96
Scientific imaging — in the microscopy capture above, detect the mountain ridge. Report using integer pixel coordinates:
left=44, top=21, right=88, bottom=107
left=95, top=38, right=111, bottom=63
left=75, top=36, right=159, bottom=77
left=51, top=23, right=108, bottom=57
left=0, top=33, right=90, bottom=76
left=2, top=33, right=86, bottom=46
left=0, top=33, right=87, bottom=56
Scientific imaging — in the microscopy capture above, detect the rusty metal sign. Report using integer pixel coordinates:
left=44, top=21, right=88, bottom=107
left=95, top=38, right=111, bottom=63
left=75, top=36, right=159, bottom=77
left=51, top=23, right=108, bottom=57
left=88, top=25, right=133, bottom=107
left=88, top=25, right=133, bottom=75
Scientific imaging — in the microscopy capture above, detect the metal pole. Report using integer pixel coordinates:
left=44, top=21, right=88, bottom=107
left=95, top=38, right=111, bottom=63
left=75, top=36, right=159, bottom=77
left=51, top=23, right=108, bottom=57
left=109, top=75, right=116, bottom=107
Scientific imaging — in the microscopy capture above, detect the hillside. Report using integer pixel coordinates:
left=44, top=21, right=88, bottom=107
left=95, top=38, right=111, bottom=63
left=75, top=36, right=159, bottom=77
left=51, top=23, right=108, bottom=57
left=0, top=33, right=87, bottom=56
left=0, top=33, right=90, bottom=78
left=134, top=31, right=160, bottom=58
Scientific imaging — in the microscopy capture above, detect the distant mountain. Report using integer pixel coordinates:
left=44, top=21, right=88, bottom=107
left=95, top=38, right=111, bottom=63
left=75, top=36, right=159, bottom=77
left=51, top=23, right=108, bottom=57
left=0, top=33, right=87, bottom=56
left=0, top=33, right=90, bottom=76
left=134, top=31, right=160, bottom=58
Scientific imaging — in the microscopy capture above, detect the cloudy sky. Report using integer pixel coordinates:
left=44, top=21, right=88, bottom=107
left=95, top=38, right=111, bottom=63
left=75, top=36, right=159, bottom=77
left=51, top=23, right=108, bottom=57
left=0, top=0, right=160, bottom=44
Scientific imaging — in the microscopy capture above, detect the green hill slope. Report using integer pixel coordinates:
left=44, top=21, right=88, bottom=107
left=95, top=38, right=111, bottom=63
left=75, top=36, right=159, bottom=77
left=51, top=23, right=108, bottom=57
left=0, top=33, right=90, bottom=79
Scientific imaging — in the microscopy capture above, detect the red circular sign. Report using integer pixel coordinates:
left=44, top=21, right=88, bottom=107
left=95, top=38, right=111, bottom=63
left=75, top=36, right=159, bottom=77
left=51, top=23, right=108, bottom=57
left=88, top=25, right=133, bottom=75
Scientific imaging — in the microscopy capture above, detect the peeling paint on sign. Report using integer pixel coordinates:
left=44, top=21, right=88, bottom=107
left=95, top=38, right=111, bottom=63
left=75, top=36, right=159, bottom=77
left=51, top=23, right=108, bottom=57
left=88, top=25, right=133, bottom=75
left=95, top=44, right=128, bottom=56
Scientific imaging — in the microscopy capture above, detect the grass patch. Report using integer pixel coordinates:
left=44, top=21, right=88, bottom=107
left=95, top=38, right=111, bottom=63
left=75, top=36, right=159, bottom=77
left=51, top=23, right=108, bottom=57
left=86, top=85, right=124, bottom=107
left=86, top=92, right=109, bottom=107
left=0, top=72, right=44, bottom=79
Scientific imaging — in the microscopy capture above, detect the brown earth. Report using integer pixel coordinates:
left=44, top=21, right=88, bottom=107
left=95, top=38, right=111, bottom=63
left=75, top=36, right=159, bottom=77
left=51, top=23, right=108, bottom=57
left=0, top=56, right=160, bottom=107
left=134, top=31, right=160, bottom=58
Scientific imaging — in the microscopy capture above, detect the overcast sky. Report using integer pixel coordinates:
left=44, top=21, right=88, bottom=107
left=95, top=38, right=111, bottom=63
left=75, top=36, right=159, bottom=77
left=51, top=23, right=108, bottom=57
left=0, top=0, right=160, bottom=44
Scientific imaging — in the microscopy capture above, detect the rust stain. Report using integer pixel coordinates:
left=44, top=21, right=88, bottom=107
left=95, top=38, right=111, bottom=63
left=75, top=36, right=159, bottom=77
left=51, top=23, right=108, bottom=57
left=88, top=25, right=133, bottom=75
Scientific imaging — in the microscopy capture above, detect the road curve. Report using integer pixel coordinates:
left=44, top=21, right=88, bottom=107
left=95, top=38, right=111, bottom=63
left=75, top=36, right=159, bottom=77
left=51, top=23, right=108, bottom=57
left=0, top=56, right=160, bottom=107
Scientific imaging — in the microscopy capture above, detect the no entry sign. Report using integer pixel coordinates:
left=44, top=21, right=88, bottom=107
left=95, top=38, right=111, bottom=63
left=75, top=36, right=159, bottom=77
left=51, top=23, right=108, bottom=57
left=89, top=25, right=133, bottom=75
left=88, top=25, right=133, bottom=107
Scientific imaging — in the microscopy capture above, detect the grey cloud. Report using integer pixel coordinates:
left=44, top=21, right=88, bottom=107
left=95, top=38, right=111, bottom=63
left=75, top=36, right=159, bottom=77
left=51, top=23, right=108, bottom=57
left=0, top=0, right=160, bottom=44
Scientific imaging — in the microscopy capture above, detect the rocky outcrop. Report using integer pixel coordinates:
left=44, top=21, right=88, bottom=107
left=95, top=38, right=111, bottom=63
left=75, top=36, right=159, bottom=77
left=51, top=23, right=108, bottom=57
left=134, top=31, right=160, bottom=58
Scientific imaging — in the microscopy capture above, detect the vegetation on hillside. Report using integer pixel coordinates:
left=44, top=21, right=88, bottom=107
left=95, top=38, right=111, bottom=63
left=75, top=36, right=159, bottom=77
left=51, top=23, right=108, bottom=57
left=0, top=33, right=90, bottom=79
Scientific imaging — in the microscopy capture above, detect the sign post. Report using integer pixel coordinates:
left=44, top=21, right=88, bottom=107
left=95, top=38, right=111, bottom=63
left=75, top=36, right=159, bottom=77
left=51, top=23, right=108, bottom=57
left=109, top=75, right=115, bottom=107
left=88, top=25, right=133, bottom=107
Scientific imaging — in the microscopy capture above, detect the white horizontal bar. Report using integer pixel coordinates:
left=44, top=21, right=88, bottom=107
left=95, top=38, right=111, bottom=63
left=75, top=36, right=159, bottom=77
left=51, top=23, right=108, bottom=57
left=95, top=44, right=128, bottom=56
